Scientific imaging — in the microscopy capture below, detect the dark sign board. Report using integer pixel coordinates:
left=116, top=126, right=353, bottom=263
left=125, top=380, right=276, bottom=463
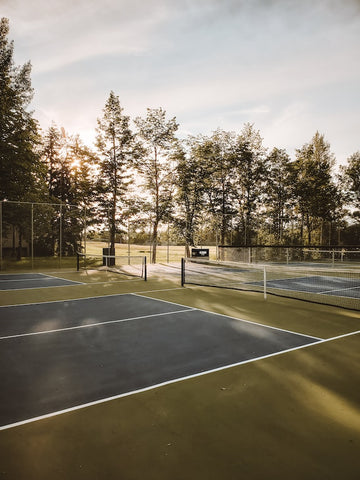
left=191, top=248, right=209, bottom=258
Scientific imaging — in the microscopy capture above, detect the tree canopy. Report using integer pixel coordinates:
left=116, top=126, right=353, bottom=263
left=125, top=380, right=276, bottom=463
left=1, top=16, right=359, bottom=262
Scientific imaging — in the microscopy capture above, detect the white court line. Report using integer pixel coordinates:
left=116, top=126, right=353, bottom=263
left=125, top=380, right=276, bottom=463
left=244, top=280, right=360, bottom=301
left=0, top=273, right=49, bottom=278
left=0, top=281, right=85, bottom=291
left=0, top=287, right=184, bottom=308
left=75, top=279, right=144, bottom=286
left=0, top=278, right=48, bottom=283
left=0, top=308, right=194, bottom=341
left=131, top=293, right=323, bottom=340
left=41, top=273, right=85, bottom=283
left=0, top=285, right=350, bottom=342
left=318, top=284, right=360, bottom=295
left=0, top=274, right=83, bottom=285
left=0, top=290, right=321, bottom=342
left=1, top=329, right=358, bottom=432
left=0, top=275, right=50, bottom=283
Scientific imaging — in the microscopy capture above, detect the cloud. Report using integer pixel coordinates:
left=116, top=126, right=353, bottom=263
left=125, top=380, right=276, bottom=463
left=2, top=0, right=359, bottom=164
left=4, top=0, right=173, bottom=72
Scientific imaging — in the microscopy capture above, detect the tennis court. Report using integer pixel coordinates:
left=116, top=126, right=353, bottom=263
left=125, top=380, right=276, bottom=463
left=0, top=293, right=320, bottom=428
left=0, top=263, right=359, bottom=479
left=258, top=275, right=360, bottom=298
left=182, top=258, right=360, bottom=310
left=0, top=273, right=83, bottom=290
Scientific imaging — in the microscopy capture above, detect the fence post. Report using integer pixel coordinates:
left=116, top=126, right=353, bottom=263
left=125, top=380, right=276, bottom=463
left=84, top=206, right=87, bottom=254
left=263, top=265, right=267, bottom=300
left=143, top=256, right=147, bottom=281
left=0, top=201, right=2, bottom=271
left=167, top=219, right=170, bottom=263
left=127, top=219, right=131, bottom=266
left=181, top=258, right=185, bottom=286
left=215, top=230, right=219, bottom=261
left=59, top=203, right=63, bottom=268
left=31, top=203, right=34, bottom=270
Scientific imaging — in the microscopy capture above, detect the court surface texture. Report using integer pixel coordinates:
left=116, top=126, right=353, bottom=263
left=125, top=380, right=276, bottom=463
left=0, top=293, right=320, bottom=428
left=184, top=263, right=360, bottom=300
left=255, top=275, right=360, bottom=298
left=0, top=267, right=359, bottom=480
left=0, top=273, right=82, bottom=290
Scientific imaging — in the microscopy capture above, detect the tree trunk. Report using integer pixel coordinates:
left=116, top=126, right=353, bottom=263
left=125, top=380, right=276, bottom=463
left=110, top=205, right=116, bottom=250
left=152, top=221, right=158, bottom=264
left=17, top=230, right=22, bottom=261
left=306, top=214, right=312, bottom=244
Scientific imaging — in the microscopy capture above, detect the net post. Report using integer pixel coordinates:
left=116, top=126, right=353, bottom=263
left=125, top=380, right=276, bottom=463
left=0, top=201, right=3, bottom=271
left=83, top=206, right=87, bottom=254
left=181, top=257, right=185, bottom=287
left=143, top=256, right=147, bottom=281
left=263, top=265, right=267, bottom=300
left=127, top=219, right=131, bottom=265
left=167, top=219, right=170, bottom=263
left=76, top=252, right=82, bottom=272
left=59, top=203, right=62, bottom=268
left=31, top=203, right=34, bottom=270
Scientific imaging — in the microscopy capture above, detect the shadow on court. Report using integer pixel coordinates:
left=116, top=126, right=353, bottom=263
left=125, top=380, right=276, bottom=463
left=0, top=272, right=359, bottom=479
left=0, top=294, right=318, bottom=427
left=0, top=331, right=359, bottom=480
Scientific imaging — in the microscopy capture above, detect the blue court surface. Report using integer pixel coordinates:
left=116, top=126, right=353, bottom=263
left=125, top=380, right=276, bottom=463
left=0, top=293, right=320, bottom=429
left=261, top=275, right=360, bottom=299
left=0, top=273, right=83, bottom=290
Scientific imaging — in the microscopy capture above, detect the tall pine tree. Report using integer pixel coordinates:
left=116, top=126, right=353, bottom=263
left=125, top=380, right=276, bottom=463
left=0, top=18, right=45, bottom=260
left=96, top=92, right=139, bottom=250
left=291, top=132, right=340, bottom=244
left=135, top=108, right=178, bottom=263
left=0, top=17, right=44, bottom=202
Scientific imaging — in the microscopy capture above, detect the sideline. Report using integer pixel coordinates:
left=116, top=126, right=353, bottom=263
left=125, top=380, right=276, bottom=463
left=2, top=330, right=358, bottom=432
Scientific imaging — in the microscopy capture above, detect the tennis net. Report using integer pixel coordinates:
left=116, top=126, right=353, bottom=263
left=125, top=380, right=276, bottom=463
left=77, top=253, right=147, bottom=280
left=218, top=245, right=360, bottom=266
left=181, top=258, right=360, bottom=310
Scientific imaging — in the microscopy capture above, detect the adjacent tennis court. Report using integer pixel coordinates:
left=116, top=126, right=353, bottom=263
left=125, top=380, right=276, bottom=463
left=0, top=273, right=83, bottom=290
left=181, top=258, right=360, bottom=310
left=257, top=274, right=360, bottom=297
left=0, top=264, right=359, bottom=479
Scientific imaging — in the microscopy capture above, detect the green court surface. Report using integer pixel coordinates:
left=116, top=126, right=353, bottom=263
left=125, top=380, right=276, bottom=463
left=0, top=266, right=359, bottom=479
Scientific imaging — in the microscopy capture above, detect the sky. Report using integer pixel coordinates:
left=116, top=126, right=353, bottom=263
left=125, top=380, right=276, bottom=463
left=1, top=0, right=360, bottom=165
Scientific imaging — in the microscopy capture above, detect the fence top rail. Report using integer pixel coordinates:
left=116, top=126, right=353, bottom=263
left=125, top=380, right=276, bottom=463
left=186, top=258, right=360, bottom=274
left=218, top=245, right=360, bottom=249
left=0, top=200, right=84, bottom=208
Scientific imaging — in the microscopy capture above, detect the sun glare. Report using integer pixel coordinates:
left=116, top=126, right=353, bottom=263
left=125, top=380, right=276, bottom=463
left=71, top=159, right=81, bottom=171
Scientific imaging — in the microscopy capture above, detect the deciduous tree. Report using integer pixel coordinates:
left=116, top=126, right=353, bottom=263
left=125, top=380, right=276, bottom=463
left=96, top=92, right=139, bottom=250
left=263, top=148, right=292, bottom=243
left=135, top=108, right=178, bottom=263
left=0, top=18, right=44, bottom=202
left=290, top=132, right=340, bottom=244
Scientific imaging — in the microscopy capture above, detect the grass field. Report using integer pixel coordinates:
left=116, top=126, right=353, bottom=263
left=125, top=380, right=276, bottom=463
left=85, top=241, right=217, bottom=263
left=0, top=241, right=209, bottom=272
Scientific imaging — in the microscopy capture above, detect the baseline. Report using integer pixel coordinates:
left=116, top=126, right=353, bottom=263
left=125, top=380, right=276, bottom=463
left=0, top=306, right=319, bottom=428
left=2, top=329, right=357, bottom=432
